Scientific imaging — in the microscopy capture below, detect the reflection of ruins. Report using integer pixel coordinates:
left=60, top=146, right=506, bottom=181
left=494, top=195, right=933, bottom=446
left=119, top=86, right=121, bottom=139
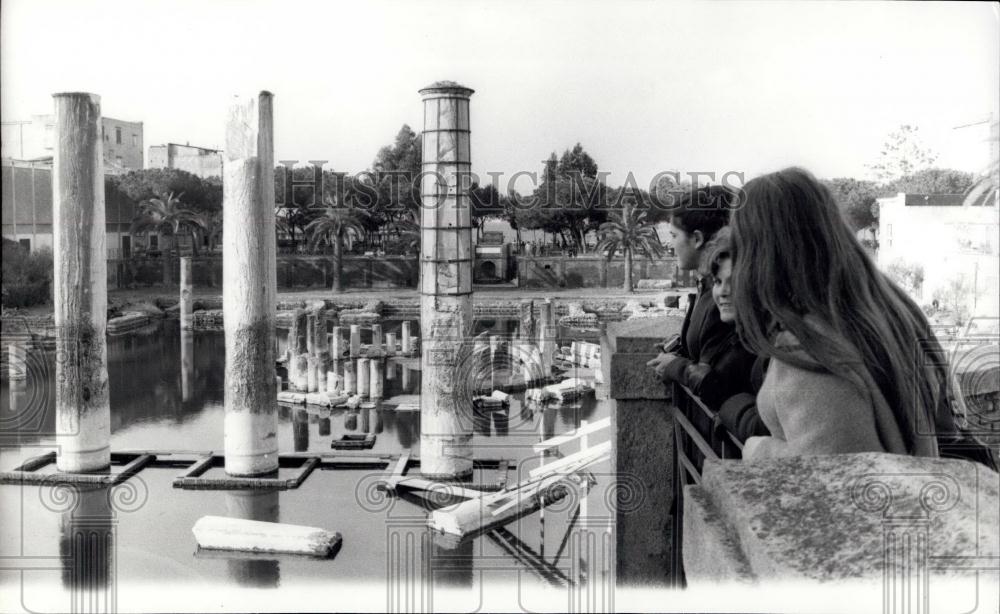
left=224, top=490, right=281, bottom=587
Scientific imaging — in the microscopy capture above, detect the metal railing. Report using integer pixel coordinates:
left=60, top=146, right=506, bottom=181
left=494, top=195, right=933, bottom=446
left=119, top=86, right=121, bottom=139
left=669, top=382, right=744, bottom=586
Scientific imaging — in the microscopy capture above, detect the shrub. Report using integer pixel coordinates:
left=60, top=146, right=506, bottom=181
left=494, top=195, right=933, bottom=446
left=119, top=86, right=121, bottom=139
left=2, top=239, right=53, bottom=308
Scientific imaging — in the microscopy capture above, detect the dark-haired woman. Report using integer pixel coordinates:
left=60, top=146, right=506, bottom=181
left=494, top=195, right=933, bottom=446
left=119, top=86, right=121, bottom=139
left=731, top=167, right=994, bottom=469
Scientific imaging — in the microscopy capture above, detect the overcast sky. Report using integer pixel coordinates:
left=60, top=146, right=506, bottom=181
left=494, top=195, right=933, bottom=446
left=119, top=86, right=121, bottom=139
left=2, top=0, right=997, bottom=188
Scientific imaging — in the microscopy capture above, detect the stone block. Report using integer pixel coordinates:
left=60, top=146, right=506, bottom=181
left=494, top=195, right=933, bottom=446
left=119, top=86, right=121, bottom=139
left=688, top=453, right=999, bottom=583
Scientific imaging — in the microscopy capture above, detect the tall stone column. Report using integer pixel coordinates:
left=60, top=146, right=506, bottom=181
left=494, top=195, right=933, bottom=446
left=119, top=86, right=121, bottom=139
left=222, top=91, right=278, bottom=476
left=53, top=92, right=111, bottom=473
left=180, top=256, right=193, bottom=331
left=419, top=81, right=475, bottom=479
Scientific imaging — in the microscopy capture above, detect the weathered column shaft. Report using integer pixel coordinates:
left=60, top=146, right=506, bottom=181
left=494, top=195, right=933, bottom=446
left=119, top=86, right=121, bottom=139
left=180, top=256, right=193, bottom=331
left=53, top=92, right=110, bottom=473
left=222, top=91, right=278, bottom=476
left=385, top=332, right=397, bottom=356
left=418, top=81, right=475, bottom=479
left=371, top=324, right=383, bottom=355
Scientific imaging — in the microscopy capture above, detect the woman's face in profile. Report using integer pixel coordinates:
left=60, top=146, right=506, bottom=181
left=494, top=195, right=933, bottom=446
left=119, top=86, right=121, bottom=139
left=712, top=257, right=735, bottom=323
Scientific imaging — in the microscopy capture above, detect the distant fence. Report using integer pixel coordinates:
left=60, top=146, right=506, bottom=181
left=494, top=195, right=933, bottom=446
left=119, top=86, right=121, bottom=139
left=107, top=255, right=419, bottom=290
left=104, top=253, right=689, bottom=290
left=517, top=255, right=690, bottom=289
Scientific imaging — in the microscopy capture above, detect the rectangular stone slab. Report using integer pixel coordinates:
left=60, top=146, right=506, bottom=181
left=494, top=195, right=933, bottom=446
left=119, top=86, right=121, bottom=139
left=192, top=515, right=341, bottom=557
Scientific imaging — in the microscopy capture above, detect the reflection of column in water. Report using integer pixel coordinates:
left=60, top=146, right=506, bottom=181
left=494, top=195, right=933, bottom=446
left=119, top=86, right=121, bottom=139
left=360, top=406, right=370, bottom=433
left=59, top=485, right=115, bottom=606
left=473, top=402, right=491, bottom=437
left=493, top=408, right=508, bottom=436
left=370, top=407, right=383, bottom=434
left=180, top=330, right=194, bottom=402
left=401, top=365, right=411, bottom=393
left=386, top=360, right=397, bottom=381
left=394, top=409, right=417, bottom=449
left=542, top=405, right=557, bottom=445
left=345, top=411, right=358, bottom=432
left=8, top=378, right=28, bottom=441
left=318, top=417, right=331, bottom=436
left=225, top=491, right=280, bottom=587
left=293, top=409, right=309, bottom=452
left=431, top=533, right=474, bottom=588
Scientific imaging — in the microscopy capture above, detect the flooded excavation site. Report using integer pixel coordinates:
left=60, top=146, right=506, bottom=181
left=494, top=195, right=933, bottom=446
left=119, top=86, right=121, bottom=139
left=0, top=85, right=623, bottom=612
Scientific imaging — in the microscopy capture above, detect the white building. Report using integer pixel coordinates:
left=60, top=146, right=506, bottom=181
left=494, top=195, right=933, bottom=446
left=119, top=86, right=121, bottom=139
left=877, top=192, right=999, bottom=319
left=2, top=114, right=143, bottom=173
left=147, top=143, right=223, bottom=178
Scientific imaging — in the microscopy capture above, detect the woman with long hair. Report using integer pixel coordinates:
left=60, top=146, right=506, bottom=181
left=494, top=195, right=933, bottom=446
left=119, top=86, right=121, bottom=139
left=731, top=167, right=994, bottom=466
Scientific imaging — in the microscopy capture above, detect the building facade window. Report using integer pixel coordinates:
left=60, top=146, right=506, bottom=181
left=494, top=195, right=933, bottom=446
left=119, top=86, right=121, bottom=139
left=116, top=127, right=122, bottom=145
left=132, top=134, right=138, bottom=147
left=19, top=238, right=31, bottom=251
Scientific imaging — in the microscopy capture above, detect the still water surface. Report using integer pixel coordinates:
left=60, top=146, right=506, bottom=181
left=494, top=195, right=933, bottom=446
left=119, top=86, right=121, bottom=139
left=0, top=320, right=614, bottom=604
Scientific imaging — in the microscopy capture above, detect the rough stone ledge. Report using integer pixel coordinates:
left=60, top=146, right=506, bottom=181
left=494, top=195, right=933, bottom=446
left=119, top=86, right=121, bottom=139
left=685, top=452, right=999, bottom=584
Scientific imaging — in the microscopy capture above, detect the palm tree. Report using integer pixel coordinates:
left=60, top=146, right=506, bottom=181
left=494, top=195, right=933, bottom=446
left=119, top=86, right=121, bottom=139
left=386, top=208, right=420, bottom=255
left=304, top=195, right=369, bottom=291
left=129, top=192, right=200, bottom=285
left=595, top=200, right=665, bottom=292
left=191, top=210, right=223, bottom=253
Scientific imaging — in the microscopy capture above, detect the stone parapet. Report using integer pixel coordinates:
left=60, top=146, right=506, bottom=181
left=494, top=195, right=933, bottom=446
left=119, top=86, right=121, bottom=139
left=684, top=452, right=999, bottom=604
left=605, top=315, right=685, bottom=585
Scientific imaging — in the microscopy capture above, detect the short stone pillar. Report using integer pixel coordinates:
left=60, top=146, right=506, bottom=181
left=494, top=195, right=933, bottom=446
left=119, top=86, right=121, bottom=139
left=331, top=326, right=345, bottom=359
left=385, top=332, right=397, bottom=357
left=357, top=358, right=370, bottom=399
left=343, top=360, right=356, bottom=395
left=371, top=324, right=383, bottom=355
left=401, top=321, right=413, bottom=355
left=306, top=355, right=319, bottom=393
left=306, top=312, right=317, bottom=355
left=222, top=91, right=278, bottom=476
left=350, top=325, right=361, bottom=358
left=370, top=358, right=384, bottom=399
left=180, top=256, right=193, bottom=331
left=52, top=92, right=111, bottom=473
left=326, top=367, right=341, bottom=394
left=519, top=301, right=535, bottom=341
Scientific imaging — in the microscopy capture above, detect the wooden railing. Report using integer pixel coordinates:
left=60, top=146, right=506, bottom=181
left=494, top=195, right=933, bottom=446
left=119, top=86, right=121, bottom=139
left=669, top=382, right=744, bottom=586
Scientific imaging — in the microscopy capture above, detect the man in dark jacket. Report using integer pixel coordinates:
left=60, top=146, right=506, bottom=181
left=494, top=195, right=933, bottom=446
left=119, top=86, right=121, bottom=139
left=647, top=186, right=738, bottom=391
